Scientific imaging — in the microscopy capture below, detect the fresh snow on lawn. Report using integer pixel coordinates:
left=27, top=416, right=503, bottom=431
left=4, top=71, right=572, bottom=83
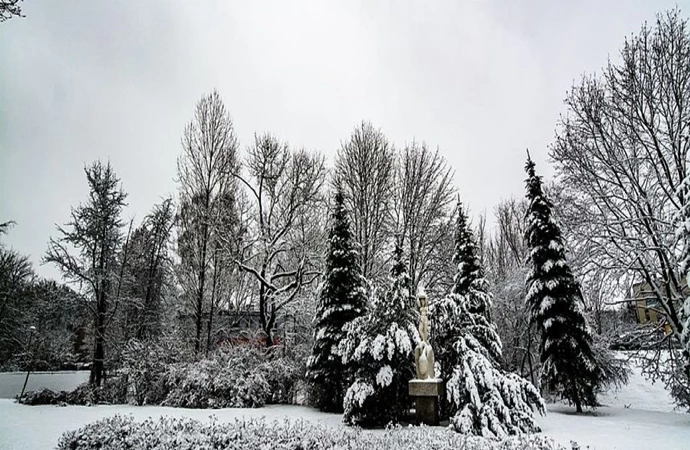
left=0, top=399, right=687, bottom=450
left=539, top=405, right=689, bottom=450
left=0, top=356, right=687, bottom=450
left=0, top=401, right=344, bottom=450
left=597, top=355, right=678, bottom=413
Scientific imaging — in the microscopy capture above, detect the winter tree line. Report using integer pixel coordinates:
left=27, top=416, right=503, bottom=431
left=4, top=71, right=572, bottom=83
left=1, top=6, right=690, bottom=435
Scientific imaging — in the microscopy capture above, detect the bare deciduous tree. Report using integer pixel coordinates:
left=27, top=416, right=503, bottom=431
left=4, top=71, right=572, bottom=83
left=550, top=9, right=690, bottom=404
left=119, top=198, right=176, bottom=342
left=176, top=90, right=239, bottom=354
left=0, top=0, right=23, bottom=23
left=0, top=221, right=35, bottom=364
left=483, top=198, right=537, bottom=382
left=335, top=122, right=395, bottom=282
left=393, top=142, right=455, bottom=292
left=232, top=133, right=326, bottom=347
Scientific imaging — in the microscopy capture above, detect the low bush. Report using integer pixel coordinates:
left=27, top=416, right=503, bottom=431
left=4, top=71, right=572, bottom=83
left=160, top=342, right=301, bottom=408
left=17, top=388, right=70, bottom=405
left=18, top=378, right=127, bottom=406
left=20, top=340, right=306, bottom=408
left=57, top=415, right=567, bottom=450
left=119, top=339, right=181, bottom=406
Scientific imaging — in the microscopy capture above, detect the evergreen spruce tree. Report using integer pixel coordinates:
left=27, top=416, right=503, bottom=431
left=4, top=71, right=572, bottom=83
left=524, top=154, right=601, bottom=413
left=431, top=200, right=544, bottom=437
left=337, top=242, right=420, bottom=426
left=452, top=200, right=491, bottom=317
left=433, top=202, right=499, bottom=407
left=307, top=189, right=367, bottom=412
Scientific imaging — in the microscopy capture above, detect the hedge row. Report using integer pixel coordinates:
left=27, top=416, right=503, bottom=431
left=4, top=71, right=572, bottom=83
left=57, top=416, right=567, bottom=450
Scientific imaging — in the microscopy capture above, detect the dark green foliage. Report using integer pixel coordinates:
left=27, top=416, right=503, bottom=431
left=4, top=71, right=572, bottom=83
left=524, top=155, right=601, bottom=412
left=307, top=189, right=367, bottom=412
left=433, top=202, right=497, bottom=392
left=0, top=231, right=35, bottom=364
left=338, top=242, right=420, bottom=426
left=451, top=201, right=489, bottom=311
left=430, top=200, right=544, bottom=437
left=0, top=223, right=87, bottom=370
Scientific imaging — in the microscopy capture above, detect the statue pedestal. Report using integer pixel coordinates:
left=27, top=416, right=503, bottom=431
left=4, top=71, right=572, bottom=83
left=408, top=378, right=443, bottom=426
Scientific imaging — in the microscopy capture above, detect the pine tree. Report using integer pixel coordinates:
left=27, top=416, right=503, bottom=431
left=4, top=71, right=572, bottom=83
left=524, top=154, right=601, bottom=413
left=431, top=199, right=544, bottom=437
left=307, top=189, right=367, bottom=412
left=337, top=242, right=420, bottom=426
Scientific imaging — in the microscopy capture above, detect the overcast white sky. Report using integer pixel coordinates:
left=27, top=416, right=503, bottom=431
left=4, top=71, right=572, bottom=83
left=1, top=1, right=687, bottom=280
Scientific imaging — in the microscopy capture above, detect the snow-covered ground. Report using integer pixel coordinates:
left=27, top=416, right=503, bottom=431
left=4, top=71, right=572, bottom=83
left=0, top=362, right=687, bottom=450
left=597, top=357, right=678, bottom=413
left=0, top=399, right=687, bottom=450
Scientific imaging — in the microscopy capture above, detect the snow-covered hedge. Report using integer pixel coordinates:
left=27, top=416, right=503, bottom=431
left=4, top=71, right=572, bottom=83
left=18, top=379, right=126, bottom=406
left=160, top=344, right=302, bottom=408
left=21, top=342, right=303, bottom=408
left=57, top=416, right=567, bottom=450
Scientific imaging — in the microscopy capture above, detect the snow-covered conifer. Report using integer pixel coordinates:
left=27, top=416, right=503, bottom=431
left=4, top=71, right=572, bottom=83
left=433, top=202, right=499, bottom=389
left=307, top=188, right=367, bottom=412
left=524, top=154, right=601, bottom=413
left=337, top=242, right=420, bottom=426
left=452, top=200, right=491, bottom=317
left=431, top=199, right=545, bottom=437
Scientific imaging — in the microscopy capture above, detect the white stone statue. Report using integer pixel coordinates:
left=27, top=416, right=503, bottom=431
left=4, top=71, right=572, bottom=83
left=414, top=286, right=435, bottom=380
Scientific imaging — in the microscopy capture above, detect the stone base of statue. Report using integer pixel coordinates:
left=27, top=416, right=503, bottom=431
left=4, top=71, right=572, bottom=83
left=408, top=378, right=443, bottom=426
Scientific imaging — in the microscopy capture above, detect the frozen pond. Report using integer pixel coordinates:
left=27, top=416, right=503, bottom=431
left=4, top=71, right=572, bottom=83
left=0, top=371, right=89, bottom=399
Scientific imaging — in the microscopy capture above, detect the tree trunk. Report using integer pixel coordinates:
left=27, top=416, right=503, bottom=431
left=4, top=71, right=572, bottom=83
left=193, top=215, right=211, bottom=354
left=206, top=249, right=219, bottom=357
left=264, top=310, right=276, bottom=348
left=572, top=384, right=582, bottom=413
left=91, top=290, right=106, bottom=387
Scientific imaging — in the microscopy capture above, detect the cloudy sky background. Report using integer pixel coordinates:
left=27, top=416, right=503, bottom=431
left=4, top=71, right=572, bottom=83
left=1, top=0, right=687, bottom=280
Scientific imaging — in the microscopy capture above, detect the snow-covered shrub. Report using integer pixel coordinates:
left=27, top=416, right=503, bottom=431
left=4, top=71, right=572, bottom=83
left=162, top=346, right=268, bottom=408
left=17, top=388, right=69, bottom=405
left=21, top=341, right=304, bottom=408
left=18, top=375, right=127, bottom=406
left=161, top=343, right=301, bottom=408
left=119, top=339, right=179, bottom=405
left=259, top=351, right=303, bottom=404
left=337, top=244, right=420, bottom=426
left=57, top=415, right=567, bottom=450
